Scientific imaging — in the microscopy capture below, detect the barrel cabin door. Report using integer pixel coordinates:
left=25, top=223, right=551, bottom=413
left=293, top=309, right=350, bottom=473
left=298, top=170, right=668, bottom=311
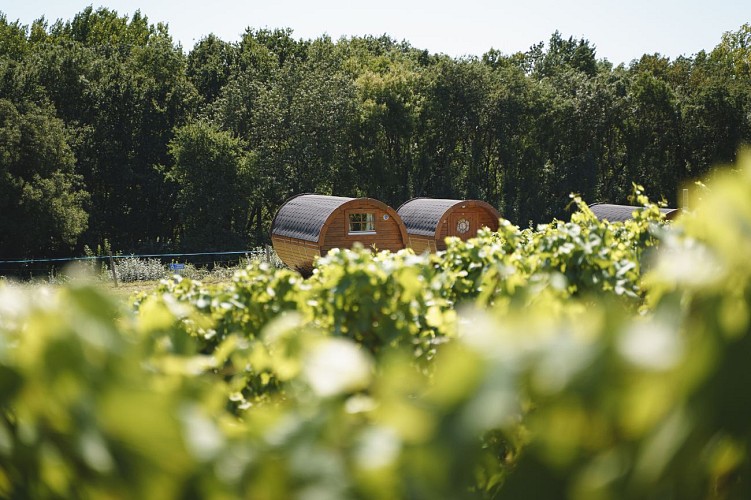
left=448, top=212, right=477, bottom=241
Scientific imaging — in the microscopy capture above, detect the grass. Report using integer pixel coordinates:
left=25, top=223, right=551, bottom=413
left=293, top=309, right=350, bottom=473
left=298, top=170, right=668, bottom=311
left=1, top=248, right=285, bottom=301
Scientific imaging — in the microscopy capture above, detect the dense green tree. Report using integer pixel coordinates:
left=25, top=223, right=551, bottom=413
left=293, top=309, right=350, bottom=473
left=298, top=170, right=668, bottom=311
left=0, top=99, right=88, bottom=256
left=678, top=30, right=751, bottom=177
left=48, top=6, right=154, bottom=50
left=709, top=23, right=751, bottom=79
left=21, top=8, right=199, bottom=251
left=527, top=31, right=598, bottom=78
left=417, top=58, right=494, bottom=201
left=246, top=27, right=308, bottom=67
left=622, top=64, right=682, bottom=204
left=168, top=121, right=254, bottom=250
left=354, top=60, right=422, bottom=204
left=485, top=63, right=542, bottom=223
left=681, top=69, right=748, bottom=177
left=533, top=68, right=623, bottom=217
left=0, top=14, right=29, bottom=60
left=209, top=40, right=359, bottom=240
left=187, top=34, right=237, bottom=105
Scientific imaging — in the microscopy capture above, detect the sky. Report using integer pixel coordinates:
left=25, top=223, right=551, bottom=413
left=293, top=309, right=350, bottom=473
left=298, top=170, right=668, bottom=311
left=2, top=0, right=750, bottom=65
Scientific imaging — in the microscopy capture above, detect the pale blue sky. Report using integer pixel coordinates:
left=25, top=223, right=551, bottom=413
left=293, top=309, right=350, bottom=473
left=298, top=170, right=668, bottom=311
left=2, top=1, right=750, bottom=65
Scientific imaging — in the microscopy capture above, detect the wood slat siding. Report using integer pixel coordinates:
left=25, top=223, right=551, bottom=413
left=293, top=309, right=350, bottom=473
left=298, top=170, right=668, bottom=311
left=399, top=198, right=500, bottom=253
left=407, top=235, right=435, bottom=254
left=321, top=202, right=406, bottom=254
left=436, top=220, right=450, bottom=251
left=477, top=210, right=498, bottom=230
left=271, top=235, right=320, bottom=273
left=272, top=196, right=408, bottom=274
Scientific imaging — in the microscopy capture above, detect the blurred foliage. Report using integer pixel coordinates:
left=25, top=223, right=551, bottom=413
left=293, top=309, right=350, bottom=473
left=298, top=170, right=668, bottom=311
left=3, top=153, right=751, bottom=499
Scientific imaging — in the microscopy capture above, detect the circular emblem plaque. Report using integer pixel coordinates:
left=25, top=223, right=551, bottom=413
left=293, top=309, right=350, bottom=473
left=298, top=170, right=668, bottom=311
left=456, top=218, right=470, bottom=234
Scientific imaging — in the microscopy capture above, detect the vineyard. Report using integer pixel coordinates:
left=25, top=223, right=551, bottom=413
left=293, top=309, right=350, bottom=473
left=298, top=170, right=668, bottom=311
left=2, top=152, right=751, bottom=499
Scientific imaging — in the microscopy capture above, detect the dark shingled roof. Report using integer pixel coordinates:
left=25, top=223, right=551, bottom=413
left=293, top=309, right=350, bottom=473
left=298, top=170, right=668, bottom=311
left=397, top=198, right=464, bottom=237
left=589, top=203, right=680, bottom=222
left=272, top=194, right=354, bottom=242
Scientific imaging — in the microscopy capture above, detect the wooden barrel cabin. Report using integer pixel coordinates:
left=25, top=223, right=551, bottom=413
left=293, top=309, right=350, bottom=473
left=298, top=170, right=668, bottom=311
left=271, top=194, right=408, bottom=273
left=396, top=198, right=501, bottom=253
left=588, top=203, right=680, bottom=222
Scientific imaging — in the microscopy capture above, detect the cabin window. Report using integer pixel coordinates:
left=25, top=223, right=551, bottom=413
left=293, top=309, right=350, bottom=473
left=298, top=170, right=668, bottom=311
left=348, top=212, right=375, bottom=233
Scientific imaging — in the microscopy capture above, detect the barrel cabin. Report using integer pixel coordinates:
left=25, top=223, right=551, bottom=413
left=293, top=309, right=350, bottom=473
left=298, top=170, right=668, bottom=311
left=271, top=194, right=408, bottom=274
left=589, top=203, right=680, bottom=222
left=396, top=198, right=501, bottom=253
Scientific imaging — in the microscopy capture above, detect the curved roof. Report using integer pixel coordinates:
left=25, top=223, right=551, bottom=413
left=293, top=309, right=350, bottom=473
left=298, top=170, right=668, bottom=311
left=589, top=203, right=680, bottom=222
left=397, top=198, right=500, bottom=237
left=272, top=194, right=354, bottom=242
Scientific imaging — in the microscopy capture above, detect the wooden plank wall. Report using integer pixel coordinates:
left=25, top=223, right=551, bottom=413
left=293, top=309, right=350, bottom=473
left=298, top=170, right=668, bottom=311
left=406, top=235, right=435, bottom=254
left=435, top=206, right=499, bottom=251
left=477, top=210, right=499, bottom=231
left=273, top=200, right=408, bottom=273
left=271, top=235, right=320, bottom=272
left=320, top=201, right=406, bottom=255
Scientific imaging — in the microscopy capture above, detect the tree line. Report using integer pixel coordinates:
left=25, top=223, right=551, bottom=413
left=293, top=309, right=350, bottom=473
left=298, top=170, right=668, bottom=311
left=1, top=7, right=750, bottom=258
